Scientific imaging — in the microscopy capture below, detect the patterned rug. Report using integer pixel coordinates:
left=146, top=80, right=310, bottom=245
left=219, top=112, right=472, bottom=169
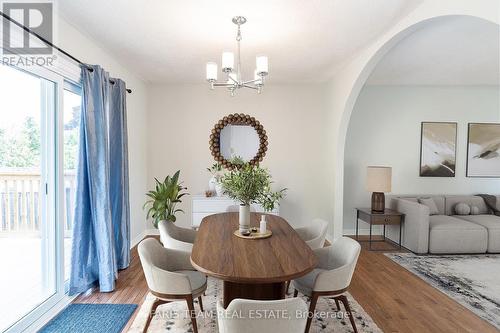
left=40, top=303, right=137, bottom=333
left=128, top=278, right=381, bottom=333
left=386, top=253, right=500, bottom=329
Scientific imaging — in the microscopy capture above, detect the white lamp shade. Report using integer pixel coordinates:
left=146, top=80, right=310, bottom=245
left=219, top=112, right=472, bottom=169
left=366, top=166, right=392, bottom=193
left=222, top=52, right=234, bottom=71
left=206, top=62, right=218, bottom=81
left=256, top=56, right=268, bottom=75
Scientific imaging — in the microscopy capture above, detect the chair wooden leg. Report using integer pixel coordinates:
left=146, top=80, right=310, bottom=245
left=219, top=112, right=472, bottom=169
left=304, top=292, right=319, bottom=333
left=285, top=281, right=291, bottom=294
left=186, top=295, right=199, bottom=333
left=339, top=295, right=358, bottom=333
left=143, top=298, right=167, bottom=333
left=293, top=289, right=298, bottom=297
left=334, top=298, right=341, bottom=311
left=198, top=296, right=204, bottom=312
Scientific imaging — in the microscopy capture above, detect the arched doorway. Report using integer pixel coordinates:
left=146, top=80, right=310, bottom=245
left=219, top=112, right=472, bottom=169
left=332, top=14, right=499, bottom=239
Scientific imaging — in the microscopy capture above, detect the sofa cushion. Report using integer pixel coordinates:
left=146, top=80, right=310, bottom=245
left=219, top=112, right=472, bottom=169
left=392, top=195, right=445, bottom=215
left=445, top=196, right=489, bottom=216
left=454, top=203, right=471, bottom=215
left=401, top=197, right=418, bottom=203
left=470, top=206, right=480, bottom=215
left=455, top=215, right=500, bottom=253
left=429, top=215, right=487, bottom=254
left=428, top=196, right=445, bottom=215
left=419, top=198, right=440, bottom=215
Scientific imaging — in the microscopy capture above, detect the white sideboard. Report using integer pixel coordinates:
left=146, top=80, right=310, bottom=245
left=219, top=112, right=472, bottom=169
left=191, top=194, right=279, bottom=228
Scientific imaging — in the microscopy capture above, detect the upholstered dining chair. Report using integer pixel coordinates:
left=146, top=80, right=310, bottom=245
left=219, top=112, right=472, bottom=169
left=138, top=238, right=207, bottom=333
left=158, top=220, right=197, bottom=252
left=217, top=298, right=308, bottom=333
left=294, top=218, right=329, bottom=250
left=285, top=219, right=329, bottom=294
left=292, top=237, right=361, bottom=333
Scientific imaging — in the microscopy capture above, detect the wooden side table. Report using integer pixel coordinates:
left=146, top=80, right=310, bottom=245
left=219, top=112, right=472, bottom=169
left=355, top=208, right=404, bottom=250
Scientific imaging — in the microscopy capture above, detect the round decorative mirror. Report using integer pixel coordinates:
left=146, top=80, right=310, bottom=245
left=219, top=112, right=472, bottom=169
left=209, top=113, right=268, bottom=169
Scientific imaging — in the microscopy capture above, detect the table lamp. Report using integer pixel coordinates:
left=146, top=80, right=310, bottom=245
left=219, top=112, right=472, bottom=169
left=366, top=166, right=392, bottom=213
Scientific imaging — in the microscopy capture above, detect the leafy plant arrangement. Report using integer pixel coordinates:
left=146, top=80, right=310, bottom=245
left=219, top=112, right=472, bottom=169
left=207, top=162, right=224, bottom=181
left=259, top=187, right=287, bottom=212
left=143, top=170, right=188, bottom=228
left=220, top=162, right=286, bottom=210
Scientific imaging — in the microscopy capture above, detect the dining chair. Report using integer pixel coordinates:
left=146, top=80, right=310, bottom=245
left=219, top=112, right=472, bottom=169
left=138, top=238, right=207, bottom=333
left=292, top=236, right=361, bottom=333
left=294, top=218, right=329, bottom=250
left=285, top=219, right=329, bottom=294
left=158, top=220, right=197, bottom=252
left=217, top=298, right=308, bottom=333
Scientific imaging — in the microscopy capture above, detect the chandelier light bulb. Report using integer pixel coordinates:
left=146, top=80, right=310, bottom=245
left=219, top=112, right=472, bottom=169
left=206, top=62, right=218, bottom=81
left=256, top=56, right=268, bottom=76
left=222, top=52, right=234, bottom=72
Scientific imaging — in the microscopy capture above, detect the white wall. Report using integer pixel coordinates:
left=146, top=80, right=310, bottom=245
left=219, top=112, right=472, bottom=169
left=343, top=85, right=500, bottom=234
left=147, top=84, right=334, bottom=229
left=57, top=18, right=149, bottom=244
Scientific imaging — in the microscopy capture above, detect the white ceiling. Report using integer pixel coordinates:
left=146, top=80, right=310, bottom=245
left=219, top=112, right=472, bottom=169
left=367, top=16, right=500, bottom=85
left=58, top=0, right=422, bottom=83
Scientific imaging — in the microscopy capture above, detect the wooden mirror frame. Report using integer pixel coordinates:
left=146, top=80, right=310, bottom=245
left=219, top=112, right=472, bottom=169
left=209, top=113, right=268, bottom=170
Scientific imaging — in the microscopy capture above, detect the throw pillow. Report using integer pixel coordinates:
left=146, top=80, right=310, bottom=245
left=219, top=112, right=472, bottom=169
left=418, top=198, right=439, bottom=215
left=455, top=203, right=471, bottom=215
left=401, top=197, right=418, bottom=203
left=470, top=206, right=480, bottom=215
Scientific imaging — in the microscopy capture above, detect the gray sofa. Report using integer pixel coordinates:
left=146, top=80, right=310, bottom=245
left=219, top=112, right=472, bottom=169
left=386, top=195, right=500, bottom=254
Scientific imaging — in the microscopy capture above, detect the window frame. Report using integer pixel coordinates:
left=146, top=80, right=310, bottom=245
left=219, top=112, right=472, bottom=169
left=2, top=63, right=82, bottom=333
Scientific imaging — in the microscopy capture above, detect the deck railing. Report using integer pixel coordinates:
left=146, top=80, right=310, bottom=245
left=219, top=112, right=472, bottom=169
left=0, top=170, right=76, bottom=235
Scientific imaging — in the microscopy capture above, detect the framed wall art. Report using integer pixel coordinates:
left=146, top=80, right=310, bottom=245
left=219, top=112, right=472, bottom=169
left=420, top=122, right=457, bottom=177
left=466, top=123, right=500, bottom=178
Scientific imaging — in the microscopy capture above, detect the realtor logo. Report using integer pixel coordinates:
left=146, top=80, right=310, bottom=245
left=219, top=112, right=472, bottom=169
left=2, top=1, right=53, bottom=55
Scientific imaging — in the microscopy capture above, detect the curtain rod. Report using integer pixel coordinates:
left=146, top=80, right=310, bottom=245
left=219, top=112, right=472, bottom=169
left=0, top=11, right=132, bottom=93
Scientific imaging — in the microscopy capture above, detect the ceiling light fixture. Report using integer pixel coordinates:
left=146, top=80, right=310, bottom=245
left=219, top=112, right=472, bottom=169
left=206, top=16, right=268, bottom=96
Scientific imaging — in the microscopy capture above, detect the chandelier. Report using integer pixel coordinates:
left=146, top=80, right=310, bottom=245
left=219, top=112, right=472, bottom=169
left=206, top=16, right=269, bottom=96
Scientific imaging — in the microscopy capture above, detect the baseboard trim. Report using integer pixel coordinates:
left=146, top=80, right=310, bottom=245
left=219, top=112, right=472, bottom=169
left=131, top=230, right=147, bottom=249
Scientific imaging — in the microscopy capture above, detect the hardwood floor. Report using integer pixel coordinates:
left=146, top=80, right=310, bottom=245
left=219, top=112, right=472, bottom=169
left=74, top=235, right=499, bottom=332
left=349, top=236, right=498, bottom=333
left=73, top=237, right=153, bottom=331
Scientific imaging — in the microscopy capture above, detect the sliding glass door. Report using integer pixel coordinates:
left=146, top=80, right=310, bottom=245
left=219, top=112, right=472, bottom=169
left=62, top=82, right=81, bottom=285
left=0, top=64, right=57, bottom=331
left=0, top=63, right=80, bottom=332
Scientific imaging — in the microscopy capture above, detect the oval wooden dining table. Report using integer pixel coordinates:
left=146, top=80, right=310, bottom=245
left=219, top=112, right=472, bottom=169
left=190, top=212, right=318, bottom=308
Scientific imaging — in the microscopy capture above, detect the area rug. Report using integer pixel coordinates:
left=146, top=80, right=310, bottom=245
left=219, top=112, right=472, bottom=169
left=39, top=303, right=137, bottom=333
left=386, top=253, right=500, bottom=329
left=128, top=278, right=381, bottom=333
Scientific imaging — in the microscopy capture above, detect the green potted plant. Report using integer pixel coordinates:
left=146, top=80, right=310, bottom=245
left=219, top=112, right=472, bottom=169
left=207, top=162, right=224, bottom=196
left=143, top=170, right=188, bottom=228
left=220, top=162, right=286, bottom=233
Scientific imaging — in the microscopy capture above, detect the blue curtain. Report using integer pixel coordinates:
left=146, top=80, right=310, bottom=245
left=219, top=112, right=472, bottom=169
left=69, top=65, right=130, bottom=295
left=109, top=79, right=130, bottom=269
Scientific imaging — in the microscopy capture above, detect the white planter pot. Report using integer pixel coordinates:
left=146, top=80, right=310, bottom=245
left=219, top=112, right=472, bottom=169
left=208, top=176, right=217, bottom=192
left=239, top=204, right=251, bottom=233
left=215, top=182, right=224, bottom=196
